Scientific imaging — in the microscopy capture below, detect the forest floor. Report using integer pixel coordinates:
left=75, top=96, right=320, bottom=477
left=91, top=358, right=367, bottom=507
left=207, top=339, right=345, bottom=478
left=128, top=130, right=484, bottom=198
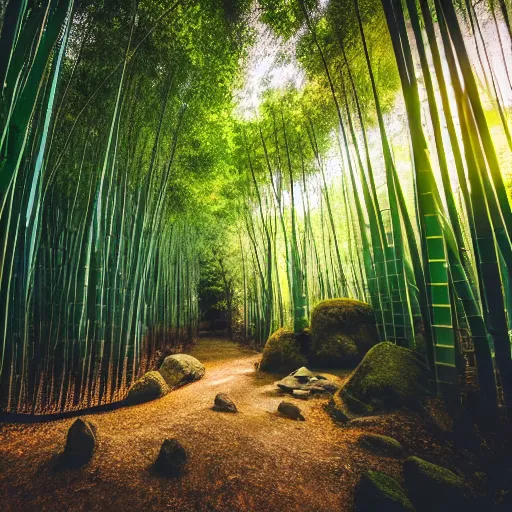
left=0, top=337, right=481, bottom=511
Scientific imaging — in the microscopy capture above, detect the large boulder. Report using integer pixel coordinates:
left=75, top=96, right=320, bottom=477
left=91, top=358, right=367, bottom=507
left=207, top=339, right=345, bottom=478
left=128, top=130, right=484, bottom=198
left=331, top=342, right=432, bottom=417
left=64, top=418, right=97, bottom=465
left=159, top=354, right=205, bottom=388
left=310, top=299, right=379, bottom=367
left=259, top=328, right=308, bottom=373
left=126, top=370, right=170, bottom=404
left=355, top=470, right=415, bottom=512
left=404, top=456, right=468, bottom=511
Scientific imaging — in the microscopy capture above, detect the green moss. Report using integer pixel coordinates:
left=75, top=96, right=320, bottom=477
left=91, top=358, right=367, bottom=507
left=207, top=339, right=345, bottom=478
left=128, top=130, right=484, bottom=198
left=310, top=299, right=379, bottom=367
left=259, top=328, right=308, bottom=372
left=358, top=433, right=404, bottom=458
left=337, top=342, right=432, bottom=415
left=404, top=456, right=467, bottom=511
left=405, top=456, right=464, bottom=488
left=356, top=470, right=415, bottom=511
left=126, top=371, right=170, bottom=404
left=338, top=336, right=358, bottom=356
left=312, top=298, right=376, bottom=325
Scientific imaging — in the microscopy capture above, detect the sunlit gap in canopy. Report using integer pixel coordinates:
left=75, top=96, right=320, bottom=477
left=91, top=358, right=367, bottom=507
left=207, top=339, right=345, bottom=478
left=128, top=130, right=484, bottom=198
left=234, top=14, right=306, bottom=120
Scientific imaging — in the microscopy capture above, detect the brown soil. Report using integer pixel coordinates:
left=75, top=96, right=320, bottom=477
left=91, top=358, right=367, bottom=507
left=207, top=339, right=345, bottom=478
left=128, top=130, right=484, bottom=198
left=0, top=338, right=472, bottom=512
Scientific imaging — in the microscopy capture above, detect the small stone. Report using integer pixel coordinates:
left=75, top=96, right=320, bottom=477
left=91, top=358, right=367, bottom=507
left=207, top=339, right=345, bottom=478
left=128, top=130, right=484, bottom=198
left=155, top=438, right=187, bottom=476
left=64, top=418, right=97, bottom=464
left=213, top=393, right=238, bottom=413
left=292, top=389, right=310, bottom=399
left=278, top=401, right=305, bottom=421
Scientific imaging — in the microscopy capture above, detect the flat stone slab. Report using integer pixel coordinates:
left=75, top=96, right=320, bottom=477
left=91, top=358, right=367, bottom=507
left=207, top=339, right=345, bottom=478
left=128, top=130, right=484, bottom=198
left=275, top=374, right=340, bottom=395
left=292, top=389, right=310, bottom=399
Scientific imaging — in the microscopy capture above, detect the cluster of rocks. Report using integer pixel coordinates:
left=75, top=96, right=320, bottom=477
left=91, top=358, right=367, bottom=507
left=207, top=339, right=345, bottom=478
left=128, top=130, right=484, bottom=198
left=275, top=366, right=340, bottom=399
left=62, top=389, right=306, bottom=469
left=63, top=417, right=190, bottom=476
left=126, top=353, right=205, bottom=405
left=353, top=431, right=491, bottom=511
left=259, top=298, right=380, bottom=373
left=57, top=353, right=207, bottom=468
left=355, top=452, right=475, bottom=512
left=61, top=392, right=236, bottom=470
left=211, top=390, right=306, bottom=422
left=258, top=299, right=435, bottom=425
left=210, top=390, right=306, bottom=422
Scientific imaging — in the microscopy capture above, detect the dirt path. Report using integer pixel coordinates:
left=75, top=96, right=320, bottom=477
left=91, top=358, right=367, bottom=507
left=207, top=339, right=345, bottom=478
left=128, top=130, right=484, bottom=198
left=0, top=338, right=437, bottom=511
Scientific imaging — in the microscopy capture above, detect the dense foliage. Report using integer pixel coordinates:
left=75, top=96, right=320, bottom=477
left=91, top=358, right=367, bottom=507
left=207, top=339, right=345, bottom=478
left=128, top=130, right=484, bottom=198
left=0, top=0, right=511, bottom=417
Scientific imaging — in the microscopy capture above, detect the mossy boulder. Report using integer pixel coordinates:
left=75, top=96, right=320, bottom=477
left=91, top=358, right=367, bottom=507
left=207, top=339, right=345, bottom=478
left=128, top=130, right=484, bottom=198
left=332, top=342, right=432, bottom=416
left=358, top=433, right=404, bottom=458
left=259, top=328, right=308, bottom=373
left=159, top=354, right=205, bottom=388
left=310, top=299, right=379, bottom=367
left=355, top=470, right=415, bottom=512
left=403, top=456, right=468, bottom=511
left=127, top=371, right=170, bottom=404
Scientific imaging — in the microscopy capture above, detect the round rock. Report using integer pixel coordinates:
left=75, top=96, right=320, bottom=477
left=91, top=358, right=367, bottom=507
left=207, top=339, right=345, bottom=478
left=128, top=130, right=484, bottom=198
left=333, top=342, right=432, bottom=416
left=310, top=298, right=379, bottom=367
left=278, top=401, right=305, bottom=421
left=259, top=328, right=307, bottom=372
left=126, top=370, right=170, bottom=404
left=159, top=354, right=205, bottom=388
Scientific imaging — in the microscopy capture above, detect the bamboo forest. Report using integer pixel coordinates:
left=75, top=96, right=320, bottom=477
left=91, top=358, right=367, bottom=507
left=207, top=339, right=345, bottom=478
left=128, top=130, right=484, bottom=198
left=0, top=0, right=511, bottom=510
